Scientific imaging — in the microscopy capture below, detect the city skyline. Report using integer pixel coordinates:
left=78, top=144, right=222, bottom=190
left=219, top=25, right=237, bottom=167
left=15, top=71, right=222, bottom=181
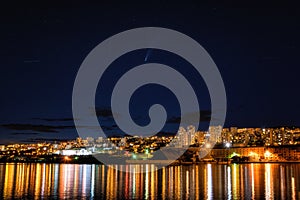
left=2, top=125, right=300, bottom=159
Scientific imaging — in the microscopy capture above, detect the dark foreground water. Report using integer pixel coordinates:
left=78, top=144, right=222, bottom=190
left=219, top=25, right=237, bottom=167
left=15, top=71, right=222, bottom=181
left=0, top=163, right=299, bottom=199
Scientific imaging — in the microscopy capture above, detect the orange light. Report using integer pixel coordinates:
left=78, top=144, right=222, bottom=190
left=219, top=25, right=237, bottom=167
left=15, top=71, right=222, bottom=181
left=249, top=152, right=257, bottom=156
left=264, top=150, right=272, bottom=158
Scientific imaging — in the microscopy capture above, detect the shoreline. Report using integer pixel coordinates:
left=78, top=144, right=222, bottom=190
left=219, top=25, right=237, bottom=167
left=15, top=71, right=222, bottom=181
left=1, top=160, right=300, bottom=165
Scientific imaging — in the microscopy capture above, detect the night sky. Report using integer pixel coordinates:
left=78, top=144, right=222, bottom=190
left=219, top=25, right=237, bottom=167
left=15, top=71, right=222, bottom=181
left=0, top=2, right=299, bottom=143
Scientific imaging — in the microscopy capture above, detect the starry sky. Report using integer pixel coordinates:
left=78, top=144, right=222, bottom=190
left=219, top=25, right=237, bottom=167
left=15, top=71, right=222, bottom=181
left=0, top=2, right=299, bottom=143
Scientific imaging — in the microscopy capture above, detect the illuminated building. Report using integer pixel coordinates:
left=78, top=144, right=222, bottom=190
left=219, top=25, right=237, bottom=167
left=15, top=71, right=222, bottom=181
left=187, top=125, right=196, bottom=145
left=55, top=148, right=92, bottom=156
left=208, top=125, right=222, bottom=143
left=0, top=145, right=5, bottom=151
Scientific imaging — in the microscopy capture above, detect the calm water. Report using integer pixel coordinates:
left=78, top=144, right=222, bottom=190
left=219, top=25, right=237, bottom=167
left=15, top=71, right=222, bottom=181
left=0, top=163, right=299, bottom=199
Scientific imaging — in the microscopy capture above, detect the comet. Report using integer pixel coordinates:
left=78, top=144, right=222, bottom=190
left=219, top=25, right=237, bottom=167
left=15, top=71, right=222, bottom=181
left=144, top=49, right=152, bottom=62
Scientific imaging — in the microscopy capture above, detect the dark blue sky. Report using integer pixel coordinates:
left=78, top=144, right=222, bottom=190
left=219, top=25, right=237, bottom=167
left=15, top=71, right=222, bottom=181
left=0, top=2, right=299, bottom=143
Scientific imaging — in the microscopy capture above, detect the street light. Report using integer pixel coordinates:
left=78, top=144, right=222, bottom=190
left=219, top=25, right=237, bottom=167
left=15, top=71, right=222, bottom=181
left=264, top=150, right=272, bottom=160
left=64, top=156, right=70, bottom=161
left=145, top=148, right=149, bottom=159
left=225, top=142, right=231, bottom=148
left=132, top=154, right=137, bottom=159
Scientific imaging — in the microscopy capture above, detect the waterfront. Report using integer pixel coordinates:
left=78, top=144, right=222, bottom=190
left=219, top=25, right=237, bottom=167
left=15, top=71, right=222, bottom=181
left=0, top=163, right=299, bottom=199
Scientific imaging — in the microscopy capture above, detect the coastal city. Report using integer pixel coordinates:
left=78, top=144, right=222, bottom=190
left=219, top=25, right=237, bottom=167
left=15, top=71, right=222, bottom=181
left=1, top=126, right=300, bottom=164
left=1, top=1, right=300, bottom=199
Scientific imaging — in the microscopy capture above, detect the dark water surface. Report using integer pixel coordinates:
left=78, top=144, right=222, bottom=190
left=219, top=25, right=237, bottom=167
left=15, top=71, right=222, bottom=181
left=0, top=163, right=299, bottom=199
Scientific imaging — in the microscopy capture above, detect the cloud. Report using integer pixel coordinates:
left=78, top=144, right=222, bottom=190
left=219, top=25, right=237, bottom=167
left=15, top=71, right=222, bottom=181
left=32, top=117, right=74, bottom=122
left=95, top=107, right=113, bottom=117
left=11, top=132, right=40, bottom=135
left=166, top=117, right=181, bottom=124
left=155, top=131, right=176, bottom=137
left=31, top=107, right=117, bottom=122
left=77, top=125, right=117, bottom=131
left=1, top=123, right=119, bottom=133
left=21, top=138, right=70, bottom=143
left=166, top=110, right=211, bottom=124
left=0, top=124, right=74, bottom=133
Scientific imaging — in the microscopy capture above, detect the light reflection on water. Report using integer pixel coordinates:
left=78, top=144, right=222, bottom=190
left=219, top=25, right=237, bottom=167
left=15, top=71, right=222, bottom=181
left=0, top=163, right=299, bottom=199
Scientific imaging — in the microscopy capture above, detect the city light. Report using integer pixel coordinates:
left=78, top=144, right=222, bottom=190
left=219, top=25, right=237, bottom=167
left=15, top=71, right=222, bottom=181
left=225, top=142, right=231, bottom=148
left=264, top=150, right=272, bottom=158
left=132, top=154, right=137, bottom=159
left=0, top=126, right=299, bottom=163
left=145, top=149, right=149, bottom=154
left=229, top=152, right=240, bottom=158
left=249, top=152, right=258, bottom=157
